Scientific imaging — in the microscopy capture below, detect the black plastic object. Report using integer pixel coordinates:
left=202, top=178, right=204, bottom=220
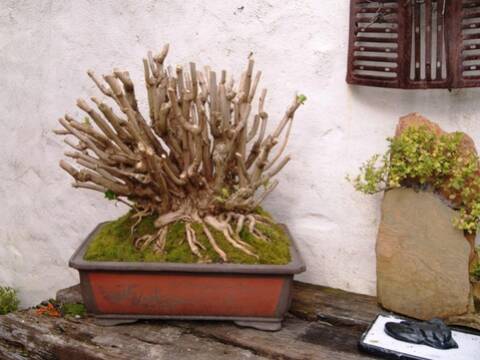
left=384, top=319, right=458, bottom=350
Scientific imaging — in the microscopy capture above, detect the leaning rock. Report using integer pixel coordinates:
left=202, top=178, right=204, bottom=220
left=377, top=188, right=471, bottom=320
left=447, top=313, right=480, bottom=331
left=395, top=113, right=479, bottom=262
left=395, top=113, right=477, bottom=157
left=395, top=113, right=445, bottom=138
left=56, top=284, right=83, bottom=304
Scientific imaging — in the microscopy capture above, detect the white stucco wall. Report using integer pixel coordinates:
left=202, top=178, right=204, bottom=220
left=2, top=0, right=480, bottom=307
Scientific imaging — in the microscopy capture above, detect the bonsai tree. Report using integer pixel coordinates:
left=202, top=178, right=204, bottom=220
left=55, top=45, right=304, bottom=261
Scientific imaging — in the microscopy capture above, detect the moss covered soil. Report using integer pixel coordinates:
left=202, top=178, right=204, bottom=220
left=84, top=210, right=291, bottom=265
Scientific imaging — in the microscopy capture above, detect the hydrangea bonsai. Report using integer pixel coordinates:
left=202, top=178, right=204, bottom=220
left=55, top=45, right=304, bottom=263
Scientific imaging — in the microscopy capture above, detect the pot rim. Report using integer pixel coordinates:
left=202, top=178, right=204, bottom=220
left=69, top=222, right=306, bottom=274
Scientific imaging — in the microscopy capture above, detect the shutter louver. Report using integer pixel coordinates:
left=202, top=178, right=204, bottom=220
left=347, top=1, right=404, bottom=88
left=347, top=0, right=480, bottom=89
left=460, top=0, right=480, bottom=87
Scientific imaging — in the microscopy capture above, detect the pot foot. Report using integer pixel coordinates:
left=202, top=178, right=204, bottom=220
left=234, top=320, right=282, bottom=331
left=95, top=318, right=138, bottom=327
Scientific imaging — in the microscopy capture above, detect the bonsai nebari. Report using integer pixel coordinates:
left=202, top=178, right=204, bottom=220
left=55, top=45, right=304, bottom=261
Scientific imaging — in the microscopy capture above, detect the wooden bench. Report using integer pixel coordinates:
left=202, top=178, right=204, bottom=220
left=0, top=282, right=387, bottom=359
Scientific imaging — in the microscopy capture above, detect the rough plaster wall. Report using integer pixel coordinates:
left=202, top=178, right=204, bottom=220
left=1, top=0, right=480, bottom=307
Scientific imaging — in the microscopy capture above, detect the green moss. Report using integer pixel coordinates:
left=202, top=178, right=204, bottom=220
left=61, top=303, right=86, bottom=317
left=254, top=206, right=274, bottom=219
left=84, top=210, right=291, bottom=265
left=0, top=286, right=19, bottom=315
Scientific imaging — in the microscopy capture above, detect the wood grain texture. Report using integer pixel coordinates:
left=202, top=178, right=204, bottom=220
left=0, top=281, right=383, bottom=359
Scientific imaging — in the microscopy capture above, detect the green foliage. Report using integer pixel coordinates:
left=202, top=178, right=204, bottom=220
left=61, top=303, right=86, bottom=317
left=472, top=264, right=480, bottom=281
left=84, top=210, right=291, bottom=265
left=346, top=154, right=390, bottom=194
left=104, top=189, right=117, bottom=201
left=0, top=286, right=19, bottom=315
left=220, top=187, right=230, bottom=198
left=349, top=126, right=480, bottom=233
left=297, top=94, right=307, bottom=105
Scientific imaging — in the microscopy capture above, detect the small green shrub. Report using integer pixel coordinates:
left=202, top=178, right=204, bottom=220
left=0, top=287, right=19, bottom=315
left=472, top=263, right=480, bottom=281
left=348, top=126, right=480, bottom=233
left=473, top=250, right=480, bottom=281
left=61, top=303, right=86, bottom=317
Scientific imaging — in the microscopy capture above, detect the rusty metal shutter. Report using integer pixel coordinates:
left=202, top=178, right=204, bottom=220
left=347, top=0, right=480, bottom=89
left=347, top=0, right=405, bottom=88
left=459, top=0, right=480, bottom=87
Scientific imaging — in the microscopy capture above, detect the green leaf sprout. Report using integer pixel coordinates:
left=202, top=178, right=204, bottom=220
left=104, top=190, right=117, bottom=201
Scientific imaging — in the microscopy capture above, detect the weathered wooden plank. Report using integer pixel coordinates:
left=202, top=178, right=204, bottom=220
left=0, top=338, right=31, bottom=360
left=290, top=282, right=387, bottom=328
left=169, top=282, right=383, bottom=359
left=0, top=310, right=266, bottom=360
left=0, top=281, right=385, bottom=360
left=175, top=315, right=376, bottom=360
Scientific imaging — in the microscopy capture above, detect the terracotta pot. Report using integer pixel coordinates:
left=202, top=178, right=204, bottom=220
left=69, top=223, right=306, bottom=331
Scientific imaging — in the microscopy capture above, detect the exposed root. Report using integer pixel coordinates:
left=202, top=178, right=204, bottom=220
left=202, top=223, right=228, bottom=261
left=130, top=207, right=153, bottom=238
left=253, top=213, right=274, bottom=225
left=185, top=223, right=202, bottom=258
left=133, top=234, right=151, bottom=249
left=242, top=214, right=270, bottom=242
left=154, top=208, right=186, bottom=228
left=251, top=228, right=270, bottom=242
left=227, top=223, right=255, bottom=251
left=133, top=224, right=168, bottom=253
left=246, top=215, right=256, bottom=233
left=152, top=226, right=168, bottom=253
left=235, top=215, right=245, bottom=235
left=204, top=215, right=259, bottom=259
left=130, top=209, right=277, bottom=260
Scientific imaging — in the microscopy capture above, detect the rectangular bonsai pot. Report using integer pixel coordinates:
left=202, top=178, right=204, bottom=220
left=69, top=223, right=306, bottom=330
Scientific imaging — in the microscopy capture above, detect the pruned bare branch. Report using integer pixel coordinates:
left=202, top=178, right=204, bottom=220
left=56, top=45, right=304, bottom=259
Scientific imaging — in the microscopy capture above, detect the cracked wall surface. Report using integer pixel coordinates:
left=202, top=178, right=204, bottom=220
left=1, top=0, right=480, bottom=306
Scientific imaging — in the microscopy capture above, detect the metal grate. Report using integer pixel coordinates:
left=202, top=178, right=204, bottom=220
left=347, top=0, right=480, bottom=89
left=348, top=1, right=404, bottom=88
left=408, top=0, right=447, bottom=83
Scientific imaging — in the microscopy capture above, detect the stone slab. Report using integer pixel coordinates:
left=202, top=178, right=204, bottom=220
left=377, top=188, right=471, bottom=320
